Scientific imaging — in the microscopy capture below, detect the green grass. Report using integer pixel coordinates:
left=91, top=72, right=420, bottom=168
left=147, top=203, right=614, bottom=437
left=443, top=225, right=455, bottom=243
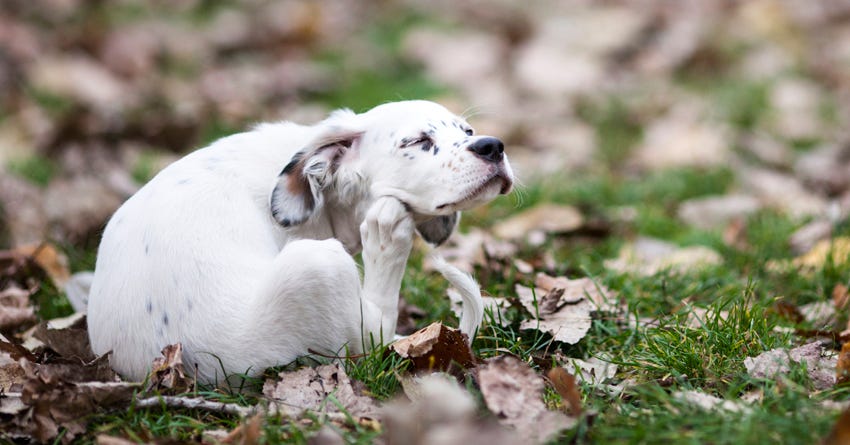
left=52, top=164, right=849, bottom=444
left=6, top=154, right=58, bottom=188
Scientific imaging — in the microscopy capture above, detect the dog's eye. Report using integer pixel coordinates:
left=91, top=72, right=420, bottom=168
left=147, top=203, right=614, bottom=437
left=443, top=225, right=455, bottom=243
left=401, top=135, right=432, bottom=148
left=464, top=128, right=474, bottom=136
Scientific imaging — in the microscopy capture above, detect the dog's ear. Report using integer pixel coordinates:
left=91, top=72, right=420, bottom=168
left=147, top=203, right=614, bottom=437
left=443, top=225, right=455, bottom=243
left=271, top=110, right=362, bottom=227
left=416, top=212, right=459, bottom=246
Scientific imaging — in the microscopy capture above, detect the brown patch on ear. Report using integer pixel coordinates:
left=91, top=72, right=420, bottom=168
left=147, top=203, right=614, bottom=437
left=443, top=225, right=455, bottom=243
left=271, top=151, right=316, bottom=227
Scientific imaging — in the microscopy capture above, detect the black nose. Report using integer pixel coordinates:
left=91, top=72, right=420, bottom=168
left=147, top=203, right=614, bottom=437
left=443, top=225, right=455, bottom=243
left=468, top=137, right=504, bottom=163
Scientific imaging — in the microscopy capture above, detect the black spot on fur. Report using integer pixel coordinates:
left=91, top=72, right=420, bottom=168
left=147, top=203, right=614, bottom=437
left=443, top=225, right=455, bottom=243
left=145, top=244, right=150, bottom=255
left=146, top=300, right=153, bottom=314
left=162, top=313, right=169, bottom=326
left=433, top=145, right=440, bottom=155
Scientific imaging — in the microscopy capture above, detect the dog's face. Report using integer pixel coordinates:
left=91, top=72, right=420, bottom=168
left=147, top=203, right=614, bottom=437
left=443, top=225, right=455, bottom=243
left=271, top=100, right=514, bottom=245
left=355, top=101, right=513, bottom=216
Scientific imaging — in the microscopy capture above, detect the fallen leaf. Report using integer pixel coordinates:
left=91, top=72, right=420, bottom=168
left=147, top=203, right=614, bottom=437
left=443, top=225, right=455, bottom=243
left=677, top=194, right=761, bottom=230
left=390, top=322, right=476, bottom=374
left=12, top=359, right=137, bottom=443
left=560, top=357, right=618, bottom=386
left=14, top=244, right=71, bottom=288
left=744, top=341, right=836, bottom=390
left=491, top=203, right=584, bottom=240
left=740, top=167, right=827, bottom=219
left=836, top=342, right=850, bottom=386
left=384, top=372, right=518, bottom=445
left=477, top=356, right=576, bottom=444
left=789, top=219, right=833, bottom=255
left=823, top=406, right=850, bottom=445
left=835, top=284, right=850, bottom=311
left=631, top=101, right=732, bottom=170
left=145, top=343, right=193, bottom=394
left=793, top=238, right=850, bottom=271
left=799, top=301, right=837, bottom=329
left=672, top=390, right=750, bottom=413
left=547, top=367, right=582, bottom=416
left=0, top=286, right=36, bottom=332
left=604, top=237, right=723, bottom=276
left=516, top=274, right=618, bottom=345
left=31, top=312, right=94, bottom=362
left=220, top=413, right=263, bottom=445
left=263, top=364, right=378, bottom=419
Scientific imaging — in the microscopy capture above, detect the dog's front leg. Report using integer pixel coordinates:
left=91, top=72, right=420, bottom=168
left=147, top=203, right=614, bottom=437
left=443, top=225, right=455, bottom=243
left=359, top=196, right=414, bottom=344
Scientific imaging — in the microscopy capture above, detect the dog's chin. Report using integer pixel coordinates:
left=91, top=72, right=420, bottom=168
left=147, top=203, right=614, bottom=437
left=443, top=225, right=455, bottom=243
left=434, top=176, right=508, bottom=213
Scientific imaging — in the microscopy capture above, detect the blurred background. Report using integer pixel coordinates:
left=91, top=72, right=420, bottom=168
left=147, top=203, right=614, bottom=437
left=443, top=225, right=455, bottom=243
left=1, top=0, right=850, bottom=265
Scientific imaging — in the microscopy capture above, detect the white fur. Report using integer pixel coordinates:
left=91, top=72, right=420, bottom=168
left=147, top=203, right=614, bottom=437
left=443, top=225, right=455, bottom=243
left=86, top=100, right=514, bottom=384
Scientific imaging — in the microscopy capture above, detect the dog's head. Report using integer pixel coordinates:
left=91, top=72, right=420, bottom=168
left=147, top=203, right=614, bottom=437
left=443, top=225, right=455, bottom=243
left=271, top=100, right=514, bottom=245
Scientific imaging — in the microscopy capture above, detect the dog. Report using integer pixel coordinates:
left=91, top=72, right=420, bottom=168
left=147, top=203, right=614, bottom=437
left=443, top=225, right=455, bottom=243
left=86, top=100, right=514, bottom=384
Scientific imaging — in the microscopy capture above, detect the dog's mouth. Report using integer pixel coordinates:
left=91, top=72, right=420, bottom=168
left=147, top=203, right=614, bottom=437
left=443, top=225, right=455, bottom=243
left=436, top=171, right=513, bottom=211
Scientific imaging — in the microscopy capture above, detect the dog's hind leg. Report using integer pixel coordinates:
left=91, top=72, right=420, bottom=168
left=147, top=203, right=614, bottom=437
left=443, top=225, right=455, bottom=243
left=245, top=238, right=383, bottom=373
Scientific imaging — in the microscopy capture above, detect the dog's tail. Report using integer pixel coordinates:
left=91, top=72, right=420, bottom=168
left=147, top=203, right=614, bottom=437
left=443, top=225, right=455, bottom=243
left=427, top=250, right=483, bottom=339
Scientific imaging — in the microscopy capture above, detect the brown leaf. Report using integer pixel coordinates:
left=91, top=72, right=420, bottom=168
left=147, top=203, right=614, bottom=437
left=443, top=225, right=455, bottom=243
left=834, top=284, right=850, bottom=311
left=0, top=286, right=36, bottom=332
left=14, top=359, right=137, bottom=443
left=823, top=406, right=850, bottom=445
left=221, top=413, right=263, bottom=445
left=477, top=356, right=576, bottom=444
left=263, top=364, right=378, bottom=419
left=547, top=367, right=582, bottom=416
left=771, top=300, right=804, bottom=324
left=14, top=244, right=71, bottom=288
left=491, top=204, right=584, bottom=240
left=390, top=322, right=476, bottom=374
left=31, top=312, right=94, bottom=362
left=836, top=342, right=850, bottom=386
left=146, top=343, right=193, bottom=394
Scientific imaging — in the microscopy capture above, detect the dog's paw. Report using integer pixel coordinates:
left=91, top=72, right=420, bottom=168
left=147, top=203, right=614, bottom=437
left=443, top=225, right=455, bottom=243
left=360, top=196, right=415, bottom=258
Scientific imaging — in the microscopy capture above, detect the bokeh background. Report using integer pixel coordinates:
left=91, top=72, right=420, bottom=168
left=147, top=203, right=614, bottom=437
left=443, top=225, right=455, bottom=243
left=1, top=0, right=850, bottom=261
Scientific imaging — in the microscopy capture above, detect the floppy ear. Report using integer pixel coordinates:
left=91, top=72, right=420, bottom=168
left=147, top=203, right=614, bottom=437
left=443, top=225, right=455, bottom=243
left=416, top=212, right=459, bottom=246
left=271, top=110, right=362, bottom=227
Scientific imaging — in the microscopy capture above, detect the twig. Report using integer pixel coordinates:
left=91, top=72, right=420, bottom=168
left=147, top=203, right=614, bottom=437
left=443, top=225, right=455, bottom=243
left=132, top=396, right=369, bottom=425
left=134, top=396, right=260, bottom=417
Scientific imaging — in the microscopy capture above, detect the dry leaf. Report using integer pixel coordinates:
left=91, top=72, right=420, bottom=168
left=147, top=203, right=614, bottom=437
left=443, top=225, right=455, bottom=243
left=547, top=367, right=582, bottom=416
left=31, top=312, right=94, bottom=362
left=0, top=286, right=36, bottom=332
left=477, top=356, right=576, bottom=444
left=744, top=341, right=836, bottom=390
left=672, top=390, right=750, bottom=413
left=384, top=372, right=518, bottom=445
left=146, top=343, right=193, bottom=394
left=491, top=204, right=584, bottom=240
left=823, top=406, right=850, bottom=445
left=834, top=284, right=850, bottom=311
left=12, top=359, right=136, bottom=443
left=221, top=413, right=263, bottom=445
left=677, top=194, right=761, bottom=230
left=836, top=342, right=850, bottom=386
left=14, top=244, right=71, bottom=288
left=263, top=364, right=378, bottom=419
left=516, top=274, right=618, bottom=345
left=561, top=357, right=618, bottom=386
left=604, top=237, right=723, bottom=276
left=390, top=322, right=476, bottom=374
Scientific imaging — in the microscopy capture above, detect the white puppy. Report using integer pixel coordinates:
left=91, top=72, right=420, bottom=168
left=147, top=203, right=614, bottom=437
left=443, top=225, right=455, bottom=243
left=87, top=100, right=513, bottom=384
